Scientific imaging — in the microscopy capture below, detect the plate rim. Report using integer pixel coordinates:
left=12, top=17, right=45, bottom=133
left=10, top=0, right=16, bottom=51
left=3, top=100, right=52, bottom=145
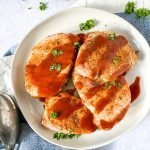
left=11, top=7, right=150, bottom=149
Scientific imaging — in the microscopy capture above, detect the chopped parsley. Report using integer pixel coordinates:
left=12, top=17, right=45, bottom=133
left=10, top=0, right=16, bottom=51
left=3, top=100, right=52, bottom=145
left=125, top=2, right=135, bottom=14
left=68, top=128, right=72, bottom=134
left=112, top=56, right=121, bottom=64
left=74, top=42, right=81, bottom=50
left=51, top=49, right=63, bottom=57
left=104, top=81, right=116, bottom=89
left=53, top=132, right=81, bottom=140
left=124, top=1, right=150, bottom=18
left=104, top=82, right=111, bottom=89
left=104, top=81, right=123, bottom=89
left=108, top=32, right=116, bottom=40
left=50, top=112, right=58, bottom=119
left=39, top=2, right=47, bottom=11
left=117, top=82, right=123, bottom=88
left=50, top=63, right=61, bottom=72
left=135, top=8, right=150, bottom=18
left=79, top=19, right=95, bottom=31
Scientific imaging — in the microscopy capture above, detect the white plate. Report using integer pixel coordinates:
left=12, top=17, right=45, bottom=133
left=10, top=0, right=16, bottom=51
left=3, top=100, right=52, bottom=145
left=11, top=7, right=150, bottom=149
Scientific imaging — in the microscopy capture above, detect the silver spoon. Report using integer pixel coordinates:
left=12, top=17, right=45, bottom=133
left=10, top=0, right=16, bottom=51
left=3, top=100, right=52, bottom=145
left=0, top=94, right=20, bottom=150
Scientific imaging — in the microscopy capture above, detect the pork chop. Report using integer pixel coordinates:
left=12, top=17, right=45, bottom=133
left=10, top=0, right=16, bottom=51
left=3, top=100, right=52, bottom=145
left=74, top=32, right=138, bottom=84
left=41, top=92, right=97, bottom=134
left=25, top=33, right=79, bottom=98
left=73, top=73, right=131, bottom=130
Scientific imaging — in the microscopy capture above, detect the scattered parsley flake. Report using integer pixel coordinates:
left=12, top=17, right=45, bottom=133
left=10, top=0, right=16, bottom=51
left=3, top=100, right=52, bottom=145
left=135, top=8, right=150, bottom=18
left=50, top=63, right=61, bottom=72
left=74, top=42, right=81, bottom=50
left=68, top=128, right=72, bottom=134
left=125, top=2, right=135, bottom=14
left=108, top=32, right=116, bottom=40
left=79, top=19, right=95, bottom=31
left=53, top=132, right=81, bottom=140
left=104, top=81, right=116, bottom=89
left=39, top=2, right=47, bottom=11
left=50, top=112, right=58, bottom=119
left=112, top=56, right=121, bottom=64
left=117, top=82, right=123, bottom=88
left=51, top=49, right=63, bottom=57
left=104, top=82, right=111, bottom=89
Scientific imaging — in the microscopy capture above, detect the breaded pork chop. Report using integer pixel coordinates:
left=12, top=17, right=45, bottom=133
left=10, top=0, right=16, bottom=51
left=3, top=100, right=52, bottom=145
left=25, top=33, right=79, bottom=98
left=41, top=92, right=96, bottom=134
left=74, top=32, right=138, bottom=84
left=73, top=73, right=131, bottom=130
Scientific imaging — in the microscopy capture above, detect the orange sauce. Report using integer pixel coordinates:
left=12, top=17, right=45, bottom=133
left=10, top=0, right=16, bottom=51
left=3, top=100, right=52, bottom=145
left=111, top=64, right=129, bottom=79
left=130, top=76, right=140, bottom=103
left=75, top=82, right=83, bottom=90
left=26, top=44, right=75, bottom=97
left=95, top=76, right=126, bottom=113
left=100, top=105, right=129, bottom=130
left=39, top=97, right=45, bottom=102
left=97, top=36, right=127, bottom=75
left=80, top=109, right=97, bottom=132
left=76, top=35, right=127, bottom=78
left=49, top=94, right=82, bottom=120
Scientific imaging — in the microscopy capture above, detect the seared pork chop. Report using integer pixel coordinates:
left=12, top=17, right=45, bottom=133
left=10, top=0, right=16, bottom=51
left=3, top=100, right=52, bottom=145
left=25, top=33, right=79, bottom=98
left=41, top=92, right=96, bottom=134
left=74, top=32, right=137, bottom=84
left=73, top=73, right=131, bottom=130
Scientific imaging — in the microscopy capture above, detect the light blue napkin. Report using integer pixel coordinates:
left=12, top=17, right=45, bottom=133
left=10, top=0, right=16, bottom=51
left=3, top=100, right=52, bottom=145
left=1, top=13, right=150, bottom=150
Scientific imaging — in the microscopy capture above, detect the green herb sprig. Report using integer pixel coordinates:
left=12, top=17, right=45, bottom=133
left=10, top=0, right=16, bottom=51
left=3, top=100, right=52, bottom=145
left=112, top=56, right=121, bottom=64
left=74, top=42, right=81, bottom=50
left=103, top=81, right=122, bottom=89
left=50, top=63, right=61, bottom=72
left=52, top=49, right=63, bottom=57
left=79, top=19, right=95, bottom=31
left=108, top=32, right=116, bottom=40
left=50, top=112, right=58, bottom=119
left=116, top=82, right=123, bottom=89
left=124, top=1, right=150, bottom=18
left=39, top=2, right=47, bottom=11
left=136, top=8, right=150, bottom=18
left=53, top=132, right=81, bottom=140
left=125, top=2, right=135, bottom=14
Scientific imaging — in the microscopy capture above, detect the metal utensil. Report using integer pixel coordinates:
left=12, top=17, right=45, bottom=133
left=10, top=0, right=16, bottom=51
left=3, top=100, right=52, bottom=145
left=0, top=94, right=20, bottom=150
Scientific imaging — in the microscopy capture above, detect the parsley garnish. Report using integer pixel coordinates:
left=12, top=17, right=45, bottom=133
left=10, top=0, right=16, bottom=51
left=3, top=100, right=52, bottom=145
left=104, top=82, right=111, bottom=89
left=53, top=132, right=81, bottom=140
left=39, top=2, right=47, bottom=11
left=135, top=8, right=150, bottom=18
left=104, top=81, right=116, bottom=89
left=117, top=82, right=123, bottom=88
left=50, top=63, right=61, bottom=72
left=112, top=56, right=121, bottom=64
left=51, top=49, right=63, bottom=57
left=74, top=42, right=81, bottom=50
left=104, top=81, right=123, bottom=89
left=68, top=128, right=72, bottom=134
left=79, top=19, right=95, bottom=31
left=125, top=2, right=135, bottom=14
left=108, top=32, right=116, bottom=40
left=50, top=112, right=58, bottom=119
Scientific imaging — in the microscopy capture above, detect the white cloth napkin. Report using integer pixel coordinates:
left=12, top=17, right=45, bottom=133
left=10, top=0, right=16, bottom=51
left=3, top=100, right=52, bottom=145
left=1, top=0, right=150, bottom=149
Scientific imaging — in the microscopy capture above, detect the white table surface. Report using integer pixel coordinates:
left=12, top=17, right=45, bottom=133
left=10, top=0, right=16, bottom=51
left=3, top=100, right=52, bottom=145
left=0, top=0, right=150, bottom=56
